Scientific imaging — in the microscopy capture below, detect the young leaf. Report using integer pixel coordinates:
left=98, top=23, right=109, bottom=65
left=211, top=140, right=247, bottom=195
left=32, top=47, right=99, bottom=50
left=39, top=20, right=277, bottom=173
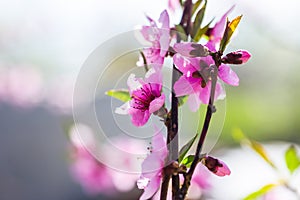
left=191, top=0, right=207, bottom=38
left=175, top=24, right=188, bottom=41
left=191, top=0, right=203, bottom=16
left=181, top=155, right=195, bottom=168
left=285, top=145, right=300, bottom=174
left=219, top=15, right=242, bottom=53
left=250, top=140, right=276, bottom=169
left=193, top=18, right=213, bottom=42
left=243, top=184, right=276, bottom=200
left=178, top=134, right=198, bottom=163
left=178, top=95, right=188, bottom=107
left=105, top=89, right=131, bottom=102
left=232, top=128, right=276, bottom=169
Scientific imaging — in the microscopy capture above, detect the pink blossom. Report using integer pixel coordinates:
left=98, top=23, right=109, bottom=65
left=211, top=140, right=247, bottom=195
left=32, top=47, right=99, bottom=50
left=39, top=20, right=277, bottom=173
left=137, top=130, right=168, bottom=200
left=69, top=124, right=115, bottom=195
left=116, top=69, right=165, bottom=126
left=0, top=66, right=44, bottom=108
left=69, top=124, right=142, bottom=196
left=139, top=10, right=170, bottom=70
left=203, top=156, right=231, bottom=177
left=173, top=53, right=226, bottom=111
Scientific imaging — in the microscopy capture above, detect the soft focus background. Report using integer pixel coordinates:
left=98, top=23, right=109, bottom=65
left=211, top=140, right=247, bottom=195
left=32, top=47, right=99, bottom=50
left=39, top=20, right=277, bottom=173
left=0, top=0, right=300, bottom=199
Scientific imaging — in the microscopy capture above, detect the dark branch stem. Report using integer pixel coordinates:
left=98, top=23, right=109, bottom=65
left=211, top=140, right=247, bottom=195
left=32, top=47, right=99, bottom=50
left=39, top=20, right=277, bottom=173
left=161, top=66, right=180, bottom=200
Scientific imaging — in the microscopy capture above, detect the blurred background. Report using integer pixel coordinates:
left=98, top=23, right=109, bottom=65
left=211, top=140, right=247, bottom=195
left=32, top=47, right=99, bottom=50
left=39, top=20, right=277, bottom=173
left=0, top=0, right=300, bottom=199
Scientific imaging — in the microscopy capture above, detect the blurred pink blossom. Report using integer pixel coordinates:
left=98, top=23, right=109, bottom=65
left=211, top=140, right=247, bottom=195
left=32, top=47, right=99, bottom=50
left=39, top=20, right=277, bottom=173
left=0, top=65, right=44, bottom=107
left=168, top=0, right=181, bottom=12
left=69, top=123, right=143, bottom=196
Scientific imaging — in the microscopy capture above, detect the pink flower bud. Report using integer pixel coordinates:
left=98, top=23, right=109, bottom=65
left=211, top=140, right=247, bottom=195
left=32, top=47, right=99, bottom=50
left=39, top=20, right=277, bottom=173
left=203, top=156, right=231, bottom=177
left=222, top=50, right=251, bottom=64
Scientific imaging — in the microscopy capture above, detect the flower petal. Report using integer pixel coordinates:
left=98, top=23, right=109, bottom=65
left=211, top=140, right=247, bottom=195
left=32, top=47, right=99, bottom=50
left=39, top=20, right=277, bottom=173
left=173, top=54, right=199, bottom=75
left=199, top=83, right=210, bottom=104
left=174, top=43, right=209, bottom=57
left=218, top=64, right=239, bottom=86
left=127, top=74, right=143, bottom=94
left=115, top=101, right=130, bottom=115
left=141, top=153, right=162, bottom=179
left=187, top=92, right=201, bottom=112
left=129, top=108, right=150, bottom=127
left=145, top=68, right=162, bottom=85
left=139, top=174, right=161, bottom=200
left=174, top=76, right=199, bottom=97
left=215, top=81, right=226, bottom=101
left=152, top=129, right=168, bottom=158
left=149, top=94, right=165, bottom=114
left=159, top=10, right=170, bottom=29
left=210, top=6, right=235, bottom=44
left=137, top=177, right=150, bottom=189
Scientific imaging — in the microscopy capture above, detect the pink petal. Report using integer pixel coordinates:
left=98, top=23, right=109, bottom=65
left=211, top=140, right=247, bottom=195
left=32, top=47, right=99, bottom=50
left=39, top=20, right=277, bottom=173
left=159, top=29, right=170, bottom=57
left=174, top=43, right=209, bottom=57
left=143, top=47, right=164, bottom=71
left=211, top=6, right=235, bottom=43
left=152, top=129, right=168, bottom=158
left=192, top=164, right=211, bottom=190
left=199, top=83, right=210, bottom=104
left=137, top=177, right=150, bottom=189
left=173, top=54, right=200, bottom=74
left=149, top=94, right=165, bottom=113
left=199, top=81, right=226, bottom=104
left=129, top=108, right=150, bottom=127
left=139, top=174, right=161, bottom=200
left=159, top=10, right=170, bottom=29
left=215, top=81, right=226, bottom=101
left=187, top=92, right=201, bottom=112
left=115, top=101, right=130, bottom=115
left=173, top=42, right=195, bottom=57
left=127, top=74, right=143, bottom=94
left=174, top=76, right=199, bottom=97
left=141, top=153, right=162, bottom=179
left=145, top=68, right=162, bottom=85
left=218, top=64, right=239, bottom=86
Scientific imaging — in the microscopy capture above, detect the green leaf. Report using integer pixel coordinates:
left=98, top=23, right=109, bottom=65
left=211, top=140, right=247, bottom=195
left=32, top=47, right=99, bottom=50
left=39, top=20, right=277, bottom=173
left=181, top=155, right=195, bottom=168
left=178, top=95, right=188, bottom=107
left=175, top=24, right=188, bottom=41
left=232, top=128, right=276, bottom=169
left=219, top=15, right=243, bottom=53
left=105, top=89, right=131, bottom=102
left=191, top=0, right=203, bottom=16
left=244, top=184, right=276, bottom=200
left=285, top=145, right=300, bottom=174
left=193, top=18, right=213, bottom=42
left=191, top=0, right=207, bottom=38
left=178, top=134, right=198, bottom=163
